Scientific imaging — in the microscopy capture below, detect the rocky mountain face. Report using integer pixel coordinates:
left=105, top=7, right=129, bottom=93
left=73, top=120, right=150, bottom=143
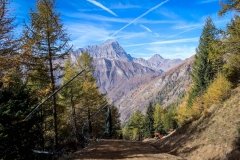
left=133, top=54, right=182, bottom=71
left=116, top=57, right=194, bottom=122
left=73, top=40, right=162, bottom=102
left=73, top=39, right=191, bottom=122
left=77, top=39, right=133, bottom=61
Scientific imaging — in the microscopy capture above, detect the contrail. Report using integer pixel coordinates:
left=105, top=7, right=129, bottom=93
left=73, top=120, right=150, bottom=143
left=86, top=0, right=117, bottom=17
left=124, top=37, right=199, bottom=47
left=139, top=24, right=152, bottom=32
left=111, top=0, right=169, bottom=36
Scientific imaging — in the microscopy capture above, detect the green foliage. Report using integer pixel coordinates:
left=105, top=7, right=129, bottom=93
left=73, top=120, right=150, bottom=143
left=219, top=0, right=240, bottom=15
left=153, top=104, right=178, bottom=134
left=176, top=74, right=232, bottom=126
left=162, top=106, right=178, bottom=132
left=123, top=111, right=146, bottom=140
left=0, top=78, right=42, bottom=160
left=189, top=17, right=218, bottom=105
left=223, top=16, right=240, bottom=85
left=144, top=103, right=154, bottom=137
left=153, top=104, right=165, bottom=134
left=22, top=0, right=71, bottom=148
left=107, top=105, right=121, bottom=138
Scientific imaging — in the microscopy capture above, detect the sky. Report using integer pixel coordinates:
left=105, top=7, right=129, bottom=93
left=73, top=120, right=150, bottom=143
left=11, top=0, right=235, bottom=59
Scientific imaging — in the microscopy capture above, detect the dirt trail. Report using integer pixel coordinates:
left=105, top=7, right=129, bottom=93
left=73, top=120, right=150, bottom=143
left=71, top=139, right=184, bottom=160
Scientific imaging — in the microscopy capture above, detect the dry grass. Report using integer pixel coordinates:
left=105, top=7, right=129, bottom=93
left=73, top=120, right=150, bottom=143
left=153, top=86, right=240, bottom=160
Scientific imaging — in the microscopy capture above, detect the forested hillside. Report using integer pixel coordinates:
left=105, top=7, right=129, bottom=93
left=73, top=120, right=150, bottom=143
left=0, top=0, right=240, bottom=159
left=0, top=0, right=120, bottom=159
left=122, top=0, right=240, bottom=159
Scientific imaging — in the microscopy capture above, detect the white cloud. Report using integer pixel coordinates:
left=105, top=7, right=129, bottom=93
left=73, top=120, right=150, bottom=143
left=128, top=45, right=196, bottom=59
left=198, top=0, right=218, bottom=4
left=67, top=23, right=113, bottom=47
left=157, top=8, right=179, bottom=19
left=110, top=3, right=141, bottom=9
left=63, top=12, right=181, bottom=24
left=124, top=37, right=199, bottom=47
left=66, top=23, right=148, bottom=48
left=86, top=0, right=118, bottom=16
left=115, top=32, right=148, bottom=40
left=145, top=45, right=196, bottom=59
left=111, top=0, right=170, bottom=36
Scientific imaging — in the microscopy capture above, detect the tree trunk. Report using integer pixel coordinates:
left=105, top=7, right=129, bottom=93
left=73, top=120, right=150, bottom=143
left=47, top=32, right=58, bottom=149
left=70, top=89, right=77, bottom=145
left=87, top=107, right=92, bottom=137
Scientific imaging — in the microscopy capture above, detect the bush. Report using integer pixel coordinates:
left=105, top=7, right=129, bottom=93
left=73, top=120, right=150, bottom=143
left=223, top=54, right=240, bottom=85
left=176, top=74, right=232, bottom=126
left=176, top=95, right=200, bottom=126
left=202, top=74, right=232, bottom=110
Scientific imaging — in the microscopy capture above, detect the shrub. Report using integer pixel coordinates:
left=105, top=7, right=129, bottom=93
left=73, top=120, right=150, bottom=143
left=223, top=54, right=240, bottom=85
left=176, top=96, right=194, bottom=126
left=202, top=74, right=232, bottom=110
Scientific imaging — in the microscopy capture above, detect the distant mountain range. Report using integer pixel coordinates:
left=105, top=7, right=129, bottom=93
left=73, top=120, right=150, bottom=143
left=73, top=39, right=193, bottom=122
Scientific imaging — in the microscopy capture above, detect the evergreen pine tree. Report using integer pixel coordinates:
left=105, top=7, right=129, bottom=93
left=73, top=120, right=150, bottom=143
left=189, top=17, right=218, bottom=105
left=145, top=102, right=154, bottom=137
left=0, top=74, right=42, bottom=159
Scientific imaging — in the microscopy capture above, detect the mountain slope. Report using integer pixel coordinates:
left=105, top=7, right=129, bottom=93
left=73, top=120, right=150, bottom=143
left=116, top=57, right=193, bottom=122
left=93, top=58, right=161, bottom=102
left=73, top=40, right=162, bottom=104
left=77, top=39, right=133, bottom=61
left=73, top=40, right=191, bottom=122
left=133, top=54, right=182, bottom=71
left=153, top=86, right=240, bottom=159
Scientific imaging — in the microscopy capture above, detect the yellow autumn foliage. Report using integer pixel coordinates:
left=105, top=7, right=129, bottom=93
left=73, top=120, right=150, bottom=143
left=202, top=74, right=231, bottom=110
left=176, top=95, right=193, bottom=125
left=176, top=74, right=231, bottom=126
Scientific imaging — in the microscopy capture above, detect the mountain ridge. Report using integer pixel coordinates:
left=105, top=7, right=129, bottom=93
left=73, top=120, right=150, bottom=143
left=73, top=39, right=191, bottom=122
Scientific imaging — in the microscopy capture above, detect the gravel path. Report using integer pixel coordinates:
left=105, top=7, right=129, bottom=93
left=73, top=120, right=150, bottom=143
left=71, top=139, right=184, bottom=160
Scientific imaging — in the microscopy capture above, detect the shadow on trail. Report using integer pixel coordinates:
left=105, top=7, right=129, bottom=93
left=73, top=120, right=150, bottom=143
left=71, top=139, right=162, bottom=159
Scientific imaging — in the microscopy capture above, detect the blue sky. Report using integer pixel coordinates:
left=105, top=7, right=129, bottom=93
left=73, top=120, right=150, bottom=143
left=11, top=0, right=234, bottom=59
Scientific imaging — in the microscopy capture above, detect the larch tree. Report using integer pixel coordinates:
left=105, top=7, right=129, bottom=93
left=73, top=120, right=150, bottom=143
left=153, top=104, right=165, bottom=134
left=219, top=0, right=240, bottom=15
left=0, top=0, right=18, bottom=85
left=76, top=52, right=107, bottom=138
left=60, top=56, right=83, bottom=145
left=23, top=0, right=71, bottom=148
left=223, top=16, right=240, bottom=85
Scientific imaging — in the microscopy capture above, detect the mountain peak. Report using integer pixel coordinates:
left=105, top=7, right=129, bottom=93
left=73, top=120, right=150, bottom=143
left=149, top=54, right=164, bottom=60
left=103, top=39, right=119, bottom=45
left=77, top=39, right=133, bottom=61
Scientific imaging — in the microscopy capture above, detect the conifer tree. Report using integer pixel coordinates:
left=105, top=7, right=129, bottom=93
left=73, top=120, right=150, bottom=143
left=23, top=0, right=71, bottom=148
left=153, top=104, right=165, bottom=134
left=0, top=73, right=42, bottom=159
left=189, top=17, right=218, bottom=105
left=0, top=0, right=18, bottom=84
left=60, top=57, right=83, bottom=144
left=0, top=0, right=16, bottom=56
left=219, top=0, right=240, bottom=15
left=76, top=52, right=108, bottom=138
left=223, top=16, right=240, bottom=84
left=127, top=111, right=146, bottom=140
left=145, top=102, right=154, bottom=137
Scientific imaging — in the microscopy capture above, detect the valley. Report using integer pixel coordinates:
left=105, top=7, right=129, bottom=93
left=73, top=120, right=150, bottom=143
left=73, top=39, right=186, bottom=122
